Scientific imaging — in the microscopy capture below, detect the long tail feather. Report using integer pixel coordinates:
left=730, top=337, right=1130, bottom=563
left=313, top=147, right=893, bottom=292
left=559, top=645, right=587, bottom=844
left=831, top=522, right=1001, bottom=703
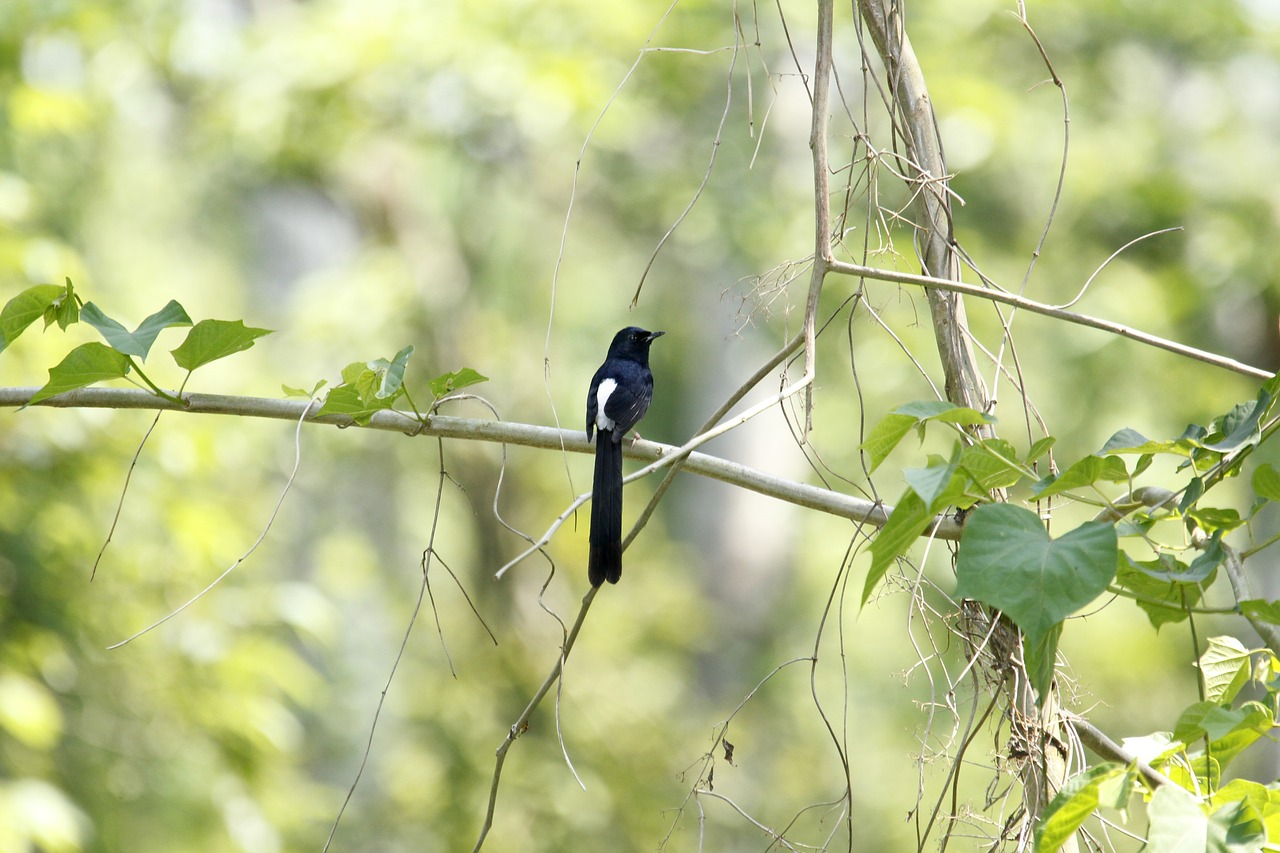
left=588, top=431, right=623, bottom=585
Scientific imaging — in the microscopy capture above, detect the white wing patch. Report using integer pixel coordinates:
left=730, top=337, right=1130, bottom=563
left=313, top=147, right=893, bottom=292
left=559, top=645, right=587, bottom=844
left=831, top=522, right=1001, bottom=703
left=595, top=378, right=617, bottom=432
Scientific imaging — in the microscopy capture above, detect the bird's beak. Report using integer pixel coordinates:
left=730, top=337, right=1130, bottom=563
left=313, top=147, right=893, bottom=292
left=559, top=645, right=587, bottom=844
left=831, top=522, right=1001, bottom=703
left=648, top=330, right=666, bottom=341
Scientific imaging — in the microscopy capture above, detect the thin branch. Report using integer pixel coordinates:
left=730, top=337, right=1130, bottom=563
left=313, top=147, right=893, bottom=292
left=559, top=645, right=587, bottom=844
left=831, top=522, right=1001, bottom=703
left=1064, top=713, right=1176, bottom=791
left=90, top=408, right=164, bottom=580
left=322, top=436, right=455, bottom=852
left=104, top=398, right=315, bottom=649
left=472, top=587, right=598, bottom=852
left=826, top=261, right=1273, bottom=379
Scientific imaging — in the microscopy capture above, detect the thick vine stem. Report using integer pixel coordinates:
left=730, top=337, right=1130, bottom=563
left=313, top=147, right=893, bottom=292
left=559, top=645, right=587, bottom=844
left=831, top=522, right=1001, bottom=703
left=855, top=1, right=1070, bottom=846
left=856, top=0, right=991, bottom=424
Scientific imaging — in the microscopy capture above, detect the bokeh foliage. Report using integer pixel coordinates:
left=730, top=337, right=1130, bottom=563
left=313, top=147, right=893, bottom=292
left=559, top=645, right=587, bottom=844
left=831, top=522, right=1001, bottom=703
left=1, top=0, right=1279, bottom=850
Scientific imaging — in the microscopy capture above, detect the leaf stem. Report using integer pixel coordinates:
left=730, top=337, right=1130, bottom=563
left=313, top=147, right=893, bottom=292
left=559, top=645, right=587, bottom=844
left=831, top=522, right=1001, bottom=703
left=124, top=356, right=185, bottom=406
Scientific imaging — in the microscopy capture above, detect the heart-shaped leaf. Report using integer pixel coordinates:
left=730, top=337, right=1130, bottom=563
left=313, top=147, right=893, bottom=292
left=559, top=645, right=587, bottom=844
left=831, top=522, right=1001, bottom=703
left=955, top=503, right=1118, bottom=649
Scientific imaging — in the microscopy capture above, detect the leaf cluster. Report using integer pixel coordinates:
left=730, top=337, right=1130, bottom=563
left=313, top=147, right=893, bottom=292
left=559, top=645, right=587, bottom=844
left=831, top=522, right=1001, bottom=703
left=1, top=279, right=272, bottom=405
left=863, top=379, right=1280, bottom=849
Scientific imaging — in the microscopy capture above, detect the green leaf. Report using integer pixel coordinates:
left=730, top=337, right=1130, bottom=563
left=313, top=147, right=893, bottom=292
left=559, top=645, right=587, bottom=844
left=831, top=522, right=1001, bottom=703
left=959, top=438, right=1028, bottom=493
left=861, top=413, right=917, bottom=472
left=903, top=452, right=959, bottom=510
left=1100, top=428, right=1154, bottom=453
left=1209, top=780, right=1280, bottom=845
left=1200, top=702, right=1271, bottom=744
left=82, top=300, right=192, bottom=359
left=79, top=302, right=128, bottom=341
left=861, top=403, right=995, bottom=473
left=1026, top=435, right=1056, bottom=464
left=171, top=319, right=272, bottom=371
left=1206, top=799, right=1266, bottom=853
left=26, top=342, right=131, bottom=406
left=1032, top=455, right=1129, bottom=498
left=1198, top=636, right=1254, bottom=704
left=954, top=504, right=1118, bottom=652
left=864, top=488, right=933, bottom=605
left=1179, top=476, right=1205, bottom=514
left=1120, top=732, right=1186, bottom=768
left=1144, top=783, right=1268, bottom=852
left=1034, top=763, right=1132, bottom=853
left=282, top=380, right=327, bottom=398
left=0, top=284, right=64, bottom=352
left=368, top=345, right=415, bottom=399
left=1240, top=599, right=1280, bottom=627
left=1128, top=548, right=1217, bottom=585
left=893, top=400, right=995, bottom=425
left=1251, top=464, right=1280, bottom=503
left=427, top=367, right=488, bottom=400
left=1177, top=701, right=1273, bottom=771
left=1204, top=390, right=1269, bottom=452
left=1185, top=507, right=1244, bottom=535
left=1116, top=556, right=1205, bottom=628
left=43, top=277, right=79, bottom=331
left=1023, top=621, right=1063, bottom=703
left=1099, top=428, right=1195, bottom=457
left=315, top=384, right=395, bottom=426
left=1145, top=785, right=1208, bottom=853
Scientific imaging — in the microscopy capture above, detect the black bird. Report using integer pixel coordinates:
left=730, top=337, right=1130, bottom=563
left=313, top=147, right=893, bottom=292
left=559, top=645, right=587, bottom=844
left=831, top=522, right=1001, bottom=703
left=586, top=326, right=664, bottom=586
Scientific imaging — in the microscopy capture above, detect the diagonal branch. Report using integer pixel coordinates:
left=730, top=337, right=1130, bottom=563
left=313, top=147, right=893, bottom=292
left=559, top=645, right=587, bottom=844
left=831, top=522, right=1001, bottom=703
left=828, top=260, right=1271, bottom=380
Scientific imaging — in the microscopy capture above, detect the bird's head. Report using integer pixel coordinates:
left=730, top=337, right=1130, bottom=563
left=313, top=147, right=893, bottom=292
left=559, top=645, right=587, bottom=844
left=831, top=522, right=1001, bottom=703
left=608, top=326, right=665, bottom=359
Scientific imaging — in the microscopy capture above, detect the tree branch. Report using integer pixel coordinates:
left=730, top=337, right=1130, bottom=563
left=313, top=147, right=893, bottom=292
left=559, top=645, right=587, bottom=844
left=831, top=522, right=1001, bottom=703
left=828, top=259, right=1272, bottom=380
left=0, top=386, right=962, bottom=541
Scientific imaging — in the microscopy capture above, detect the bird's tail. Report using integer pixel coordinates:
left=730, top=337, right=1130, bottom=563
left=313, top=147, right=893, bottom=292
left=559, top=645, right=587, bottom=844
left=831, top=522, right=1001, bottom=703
left=588, top=431, right=623, bottom=586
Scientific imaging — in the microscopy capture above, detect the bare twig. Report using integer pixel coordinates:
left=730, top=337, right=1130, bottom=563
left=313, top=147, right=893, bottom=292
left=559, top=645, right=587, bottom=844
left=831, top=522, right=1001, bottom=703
left=472, top=587, right=598, bottom=852
left=323, top=435, right=461, bottom=851
left=105, top=398, right=317, bottom=649
left=90, top=408, right=164, bottom=580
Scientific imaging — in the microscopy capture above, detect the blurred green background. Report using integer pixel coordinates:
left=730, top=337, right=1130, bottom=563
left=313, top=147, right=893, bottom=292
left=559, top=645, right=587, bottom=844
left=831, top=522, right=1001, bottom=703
left=1, top=0, right=1279, bottom=850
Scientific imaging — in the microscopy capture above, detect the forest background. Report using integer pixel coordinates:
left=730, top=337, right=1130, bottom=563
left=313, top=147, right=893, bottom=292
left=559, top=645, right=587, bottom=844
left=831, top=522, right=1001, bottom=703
left=2, top=0, right=1280, bottom=850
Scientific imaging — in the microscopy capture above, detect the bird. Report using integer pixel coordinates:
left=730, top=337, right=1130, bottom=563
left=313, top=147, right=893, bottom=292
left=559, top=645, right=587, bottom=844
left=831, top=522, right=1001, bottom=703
left=586, top=326, right=664, bottom=586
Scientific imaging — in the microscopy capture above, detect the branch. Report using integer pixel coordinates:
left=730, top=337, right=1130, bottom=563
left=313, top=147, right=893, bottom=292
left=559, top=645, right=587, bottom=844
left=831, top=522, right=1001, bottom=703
left=857, top=0, right=991, bottom=417
left=1221, top=542, right=1280, bottom=659
left=801, top=0, right=834, bottom=432
left=829, top=260, right=1272, bottom=380
left=0, top=386, right=962, bottom=541
left=1064, top=713, right=1175, bottom=791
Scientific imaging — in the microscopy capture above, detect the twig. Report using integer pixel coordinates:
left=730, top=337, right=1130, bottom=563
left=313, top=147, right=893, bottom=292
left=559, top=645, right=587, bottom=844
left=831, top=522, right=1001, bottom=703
left=472, top=587, right=598, bottom=851
left=105, top=398, right=316, bottom=649
left=90, top=408, right=164, bottom=580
